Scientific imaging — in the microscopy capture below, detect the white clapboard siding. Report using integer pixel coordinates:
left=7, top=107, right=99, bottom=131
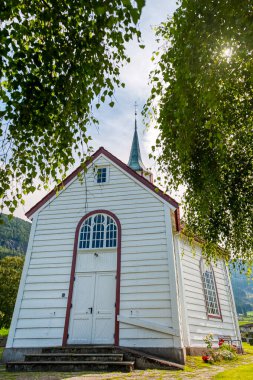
left=23, top=290, right=68, bottom=300
left=121, top=293, right=171, bottom=302
left=19, top=308, right=66, bottom=319
left=20, top=299, right=67, bottom=309
left=119, top=338, right=174, bottom=347
left=17, top=318, right=64, bottom=329
left=120, top=317, right=173, bottom=326
left=121, top=258, right=168, bottom=267
left=119, top=327, right=174, bottom=340
left=120, top=272, right=170, bottom=280
left=121, top=284, right=170, bottom=294
left=120, top=278, right=170, bottom=287
left=30, top=255, right=72, bottom=268
left=15, top=328, right=63, bottom=339
left=120, top=300, right=171, bottom=310
left=13, top=339, right=62, bottom=348
left=121, top=264, right=168, bottom=274
left=25, top=282, right=69, bottom=291
left=120, top=309, right=172, bottom=319
left=121, top=253, right=168, bottom=262
left=26, top=274, right=70, bottom=284
left=179, top=238, right=238, bottom=346
left=11, top=154, right=174, bottom=348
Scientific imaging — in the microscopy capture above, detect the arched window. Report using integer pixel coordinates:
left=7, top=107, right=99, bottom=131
left=79, top=213, right=117, bottom=249
left=200, top=260, right=221, bottom=318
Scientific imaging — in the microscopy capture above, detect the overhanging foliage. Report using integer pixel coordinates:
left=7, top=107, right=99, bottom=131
left=0, top=0, right=145, bottom=213
left=147, top=0, right=253, bottom=264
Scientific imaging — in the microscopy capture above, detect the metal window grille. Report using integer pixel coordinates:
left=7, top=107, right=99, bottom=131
left=79, top=218, right=91, bottom=248
left=79, top=214, right=117, bottom=249
left=106, top=216, right=117, bottom=247
left=202, top=267, right=220, bottom=316
left=92, top=214, right=105, bottom=248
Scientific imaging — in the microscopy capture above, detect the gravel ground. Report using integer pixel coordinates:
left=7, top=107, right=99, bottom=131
left=0, top=352, right=253, bottom=380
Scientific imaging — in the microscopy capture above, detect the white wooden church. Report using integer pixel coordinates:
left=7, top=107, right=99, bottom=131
left=5, top=120, right=240, bottom=365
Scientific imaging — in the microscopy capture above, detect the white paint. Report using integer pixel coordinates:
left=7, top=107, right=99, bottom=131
left=8, top=153, right=239, bottom=351
left=179, top=237, right=239, bottom=346
left=164, top=204, right=184, bottom=349
left=173, top=234, right=191, bottom=347
left=68, top=272, right=116, bottom=344
left=6, top=214, right=38, bottom=348
left=27, top=153, right=175, bottom=220
left=117, top=315, right=178, bottom=336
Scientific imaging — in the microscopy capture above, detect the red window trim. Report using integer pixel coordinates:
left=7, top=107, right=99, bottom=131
left=62, top=209, right=121, bottom=346
left=200, top=259, right=223, bottom=321
left=208, top=314, right=222, bottom=320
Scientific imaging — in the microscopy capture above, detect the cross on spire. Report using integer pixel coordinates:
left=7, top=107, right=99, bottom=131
left=134, top=101, right=138, bottom=130
left=134, top=101, right=138, bottom=116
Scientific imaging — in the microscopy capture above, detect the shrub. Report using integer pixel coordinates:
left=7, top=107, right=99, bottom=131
left=249, top=338, right=253, bottom=346
left=219, top=349, right=237, bottom=361
left=203, top=333, right=214, bottom=349
left=202, top=334, right=238, bottom=363
left=219, top=343, right=237, bottom=353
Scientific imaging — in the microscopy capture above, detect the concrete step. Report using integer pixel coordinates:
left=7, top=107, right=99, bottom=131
left=25, top=353, right=123, bottom=362
left=6, top=360, right=134, bottom=372
left=42, top=345, right=119, bottom=354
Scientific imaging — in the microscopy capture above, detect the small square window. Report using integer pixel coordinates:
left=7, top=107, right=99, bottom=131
left=97, top=168, right=107, bottom=183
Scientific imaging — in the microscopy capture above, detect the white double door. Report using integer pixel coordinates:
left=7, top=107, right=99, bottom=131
left=68, top=271, right=116, bottom=344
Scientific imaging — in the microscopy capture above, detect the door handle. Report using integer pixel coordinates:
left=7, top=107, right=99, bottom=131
left=88, top=307, right=93, bottom=314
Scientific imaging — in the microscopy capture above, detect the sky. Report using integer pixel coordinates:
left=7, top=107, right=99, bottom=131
left=12, top=0, right=178, bottom=221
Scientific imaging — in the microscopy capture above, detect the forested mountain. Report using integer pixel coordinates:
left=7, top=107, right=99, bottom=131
left=231, top=268, right=253, bottom=315
left=0, top=214, right=31, bottom=259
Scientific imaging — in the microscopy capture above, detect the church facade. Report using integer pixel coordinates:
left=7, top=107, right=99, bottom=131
left=5, top=125, right=240, bottom=364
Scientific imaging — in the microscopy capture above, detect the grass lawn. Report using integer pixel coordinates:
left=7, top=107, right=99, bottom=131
left=212, top=342, right=253, bottom=379
left=0, top=330, right=8, bottom=338
left=214, top=363, right=253, bottom=379
left=242, top=342, right=253, bottom=354
left=239, top=319, right=253, bottom=326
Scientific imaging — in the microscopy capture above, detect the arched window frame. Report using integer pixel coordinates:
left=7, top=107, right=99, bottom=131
left=63, top=209, right=121, bottom=346
left=200, top=259, right=222, bottom=319
left=78, top=213, right=117, bottom=249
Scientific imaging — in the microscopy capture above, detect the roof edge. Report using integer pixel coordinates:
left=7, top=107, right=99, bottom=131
left=25, top=147, right=179, bottom=219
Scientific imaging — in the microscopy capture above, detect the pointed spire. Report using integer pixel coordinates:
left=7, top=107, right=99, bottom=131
left=128, top=102, right=146, bottom=172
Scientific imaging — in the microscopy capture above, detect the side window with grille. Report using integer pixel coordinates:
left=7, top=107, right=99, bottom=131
left=200, top=259, right=221, bottom=318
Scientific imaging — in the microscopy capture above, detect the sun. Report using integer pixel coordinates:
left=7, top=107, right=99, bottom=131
left=222, top=47, right=233, bottom=60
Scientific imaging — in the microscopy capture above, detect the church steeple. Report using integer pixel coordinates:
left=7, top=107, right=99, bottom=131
left=128, top=104, right=146, bottom=172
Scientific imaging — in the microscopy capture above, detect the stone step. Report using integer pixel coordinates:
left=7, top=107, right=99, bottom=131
left=6, top=360, right=135, bottom=373
left=25, top=353, right=123, bottom=362
left=42, top=345, right=119, bottom=354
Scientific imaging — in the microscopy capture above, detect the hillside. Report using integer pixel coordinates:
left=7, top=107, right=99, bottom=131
left=231, top=268, right=253, bottom=315
left=0, top=214, right=31, bottom=259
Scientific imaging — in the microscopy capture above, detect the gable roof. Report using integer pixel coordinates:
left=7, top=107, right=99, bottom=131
left=25, top=147, right=179, bottom=219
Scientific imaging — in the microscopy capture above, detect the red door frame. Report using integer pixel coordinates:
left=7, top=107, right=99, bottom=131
left=62, top=210, right=121, bottom=346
